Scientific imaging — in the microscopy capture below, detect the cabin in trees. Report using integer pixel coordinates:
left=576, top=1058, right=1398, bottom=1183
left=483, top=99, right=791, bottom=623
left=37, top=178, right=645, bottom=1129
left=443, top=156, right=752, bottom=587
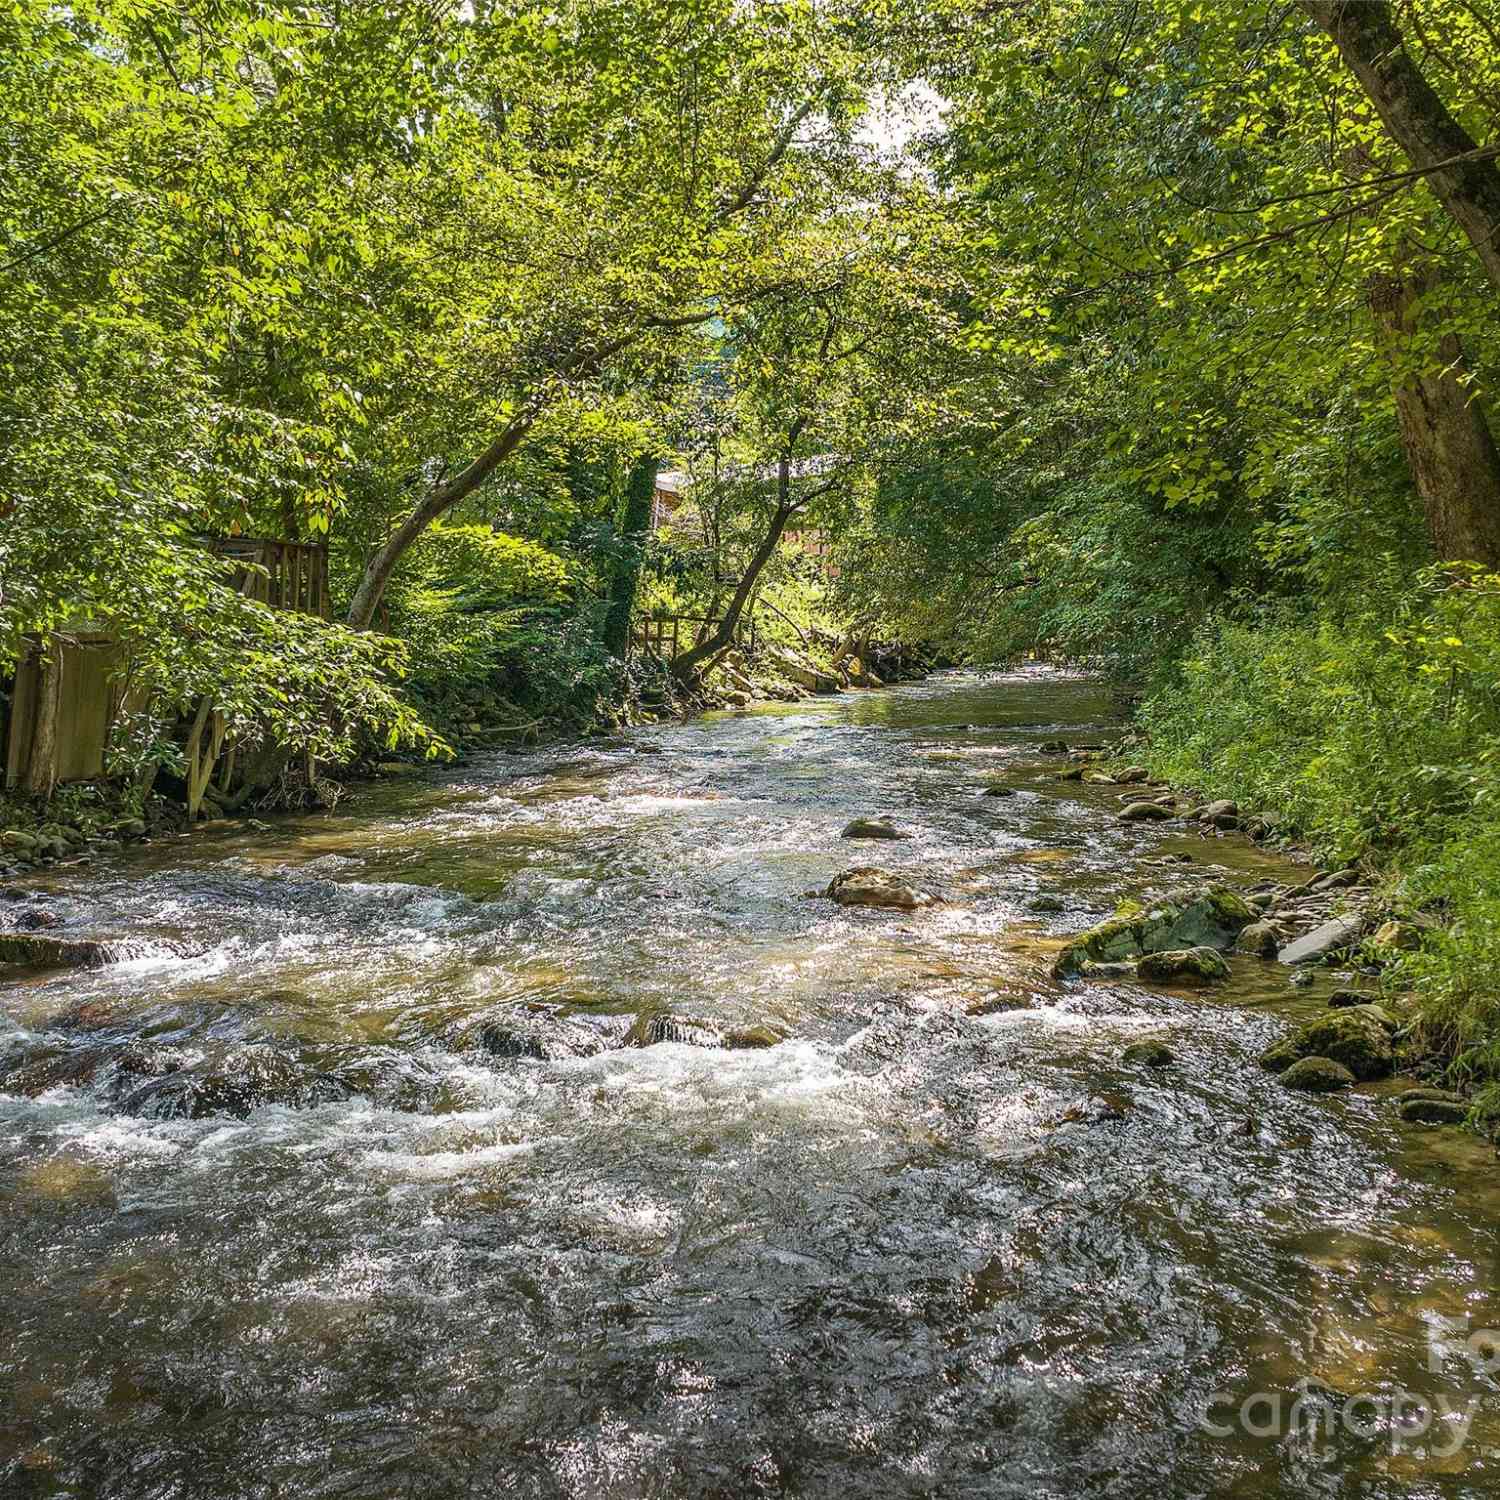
left=650, top=464, right=838, bottom=576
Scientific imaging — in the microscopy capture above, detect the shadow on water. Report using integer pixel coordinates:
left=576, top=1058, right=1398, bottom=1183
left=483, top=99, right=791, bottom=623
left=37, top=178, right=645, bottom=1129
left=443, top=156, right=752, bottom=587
left=3, top=668, right=1499, bottom=1498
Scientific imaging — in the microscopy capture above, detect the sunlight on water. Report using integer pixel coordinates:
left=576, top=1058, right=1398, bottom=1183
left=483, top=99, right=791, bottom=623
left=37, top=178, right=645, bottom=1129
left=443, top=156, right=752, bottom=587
left=3, top=668, right=1499, bottom=1497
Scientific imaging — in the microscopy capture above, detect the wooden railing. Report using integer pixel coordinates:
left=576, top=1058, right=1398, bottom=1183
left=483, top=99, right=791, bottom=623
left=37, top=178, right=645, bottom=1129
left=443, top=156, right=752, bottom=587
left=631, top=613, right=757, bottom=661
left=205, top=536, right=331, bottom=619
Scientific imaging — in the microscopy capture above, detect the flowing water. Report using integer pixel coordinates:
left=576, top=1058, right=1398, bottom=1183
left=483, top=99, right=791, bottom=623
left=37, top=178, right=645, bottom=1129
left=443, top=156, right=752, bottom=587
left=4, top=668, right=1500, bottom=1498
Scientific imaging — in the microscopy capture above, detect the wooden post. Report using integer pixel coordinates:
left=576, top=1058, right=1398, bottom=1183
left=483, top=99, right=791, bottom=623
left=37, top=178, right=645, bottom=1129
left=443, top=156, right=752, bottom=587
left=23, top=637, right=62, bottom=799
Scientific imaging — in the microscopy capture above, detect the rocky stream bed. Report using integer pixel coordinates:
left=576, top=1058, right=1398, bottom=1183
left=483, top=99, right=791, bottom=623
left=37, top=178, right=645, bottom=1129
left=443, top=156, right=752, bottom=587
left=3, top=668, right=1500, bottom=1498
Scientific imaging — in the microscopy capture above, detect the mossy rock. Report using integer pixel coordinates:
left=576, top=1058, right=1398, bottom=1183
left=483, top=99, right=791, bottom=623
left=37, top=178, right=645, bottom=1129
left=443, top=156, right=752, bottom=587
left=1136, top=946, right=1230, bottom=985
left=1399, top=1096, right=1467, bottom=1126
left=1258, top=1011, right=1393, bottom=1080
left=1079, top=959, right=1139, bottom=979
left=1118, top=801, right=1174, bottom=822
left=1169, top=886, right=1258, bottom=948
left=0, top=934, right=114, bottom=969
left=1052, top=885, right=1255, bottom=977
left=723, top=1024, right=788, bottom=1050
left=1235, top=920, right=1280, bottom=959
left=1370, top=920, right=1426, bottom=953
left=1279, top=1056, right=1356, bottom=1092
left=982, top=784, right=1017, bottom=798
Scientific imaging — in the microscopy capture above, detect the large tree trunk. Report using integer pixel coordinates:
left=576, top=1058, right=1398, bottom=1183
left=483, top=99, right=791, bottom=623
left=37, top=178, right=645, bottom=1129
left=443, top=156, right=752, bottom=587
left=1369, top=266, right=1500, bottom=564
left=1300, top=1, right=1500, bottom=296
left=602, top=455, right=659, bottom=660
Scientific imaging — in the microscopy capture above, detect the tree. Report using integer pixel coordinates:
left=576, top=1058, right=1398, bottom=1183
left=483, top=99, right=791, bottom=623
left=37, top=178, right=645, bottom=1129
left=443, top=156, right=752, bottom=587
left=601, top=454, right=660, bottom=660
left=1299, top=0, right=1500, bottom=295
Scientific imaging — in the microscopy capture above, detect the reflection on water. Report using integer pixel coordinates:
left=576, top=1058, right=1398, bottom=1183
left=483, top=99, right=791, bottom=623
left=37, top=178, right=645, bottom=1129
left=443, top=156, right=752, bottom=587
left=3, top=668, right=1499, bottom=1497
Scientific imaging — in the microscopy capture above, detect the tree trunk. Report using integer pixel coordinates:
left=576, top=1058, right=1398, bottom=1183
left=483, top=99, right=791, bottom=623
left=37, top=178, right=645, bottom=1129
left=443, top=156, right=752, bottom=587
left=347, top=415, right=535, bottom=629
left=602, top=455, right=659, bottom=660
left=23, top=637, right=61, bottom=799
left=673, top=455, right=798, bottom=680
left=1300, top=0, right=1500, bottom=296
left=1369, top=266, right=1500, bottom=564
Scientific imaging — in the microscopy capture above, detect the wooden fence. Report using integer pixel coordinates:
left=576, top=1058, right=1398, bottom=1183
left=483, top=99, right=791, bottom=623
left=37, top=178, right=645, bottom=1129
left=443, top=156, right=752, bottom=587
left=631, top=613, right=757, bottom=661
left=4, top=630, right=126, bottom=790
left=4, top=537, right=330, bottom=791
left=205, top=536, right=331, bottom=619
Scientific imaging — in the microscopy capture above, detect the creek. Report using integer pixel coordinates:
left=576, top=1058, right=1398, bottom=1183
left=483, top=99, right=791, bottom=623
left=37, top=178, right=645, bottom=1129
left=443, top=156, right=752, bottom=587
left=3, top=668, right=1499, bottom=1497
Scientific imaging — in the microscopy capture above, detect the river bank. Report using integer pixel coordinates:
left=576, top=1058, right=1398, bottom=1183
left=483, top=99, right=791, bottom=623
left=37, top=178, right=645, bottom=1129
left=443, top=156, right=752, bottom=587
left=0, top=637, right=934, bottom=887
left=5, top=668, right=1500, bottom=1495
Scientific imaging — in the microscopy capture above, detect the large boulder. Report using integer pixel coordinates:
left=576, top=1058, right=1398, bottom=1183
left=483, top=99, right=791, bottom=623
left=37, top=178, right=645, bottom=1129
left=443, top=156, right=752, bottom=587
left=1052, top=885, right=1257, bottom=977
left=1258, top=1011, right=1393, bottom=1081
left=1279, top=1056, right=1356, bottom=1093
left=825, top=867, right=935, bottom=911
left=767, top=649, right=840, bottom=695
left=1278, top=913, right=1366, bottom=965
left=1136, top=946, right=1230, bottom=985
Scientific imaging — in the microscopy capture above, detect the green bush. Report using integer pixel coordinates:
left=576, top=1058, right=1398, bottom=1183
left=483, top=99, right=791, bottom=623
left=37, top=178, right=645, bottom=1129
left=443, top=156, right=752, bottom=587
left=1139, top=566, right=1500, bottom=1089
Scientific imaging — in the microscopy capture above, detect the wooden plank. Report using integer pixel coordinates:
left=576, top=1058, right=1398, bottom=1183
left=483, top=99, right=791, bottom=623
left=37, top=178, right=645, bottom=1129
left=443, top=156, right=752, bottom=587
left=5, top=645, right=39, bottom=789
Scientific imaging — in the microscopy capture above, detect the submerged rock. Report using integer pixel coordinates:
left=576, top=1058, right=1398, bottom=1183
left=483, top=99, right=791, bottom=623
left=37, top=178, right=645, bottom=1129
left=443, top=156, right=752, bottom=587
left=1028, top=894, right=1066, bottom=913
left=1052, top=884, right=1256, bottom=977
left=1121, top=1038, right=1174, bottom=1067
left=625, top=1011, right=724, bottom=1048
left=468, top=1009, right=611, bottom=1061
left=122, top=1045, right=355, bottom=1119
left=0, top=933, right=117, bottom=969
left=1136, top=946, right=1230, bottom=984
left=1279, top=1056, right=1356, bottom=1093
left=841, top=818, right=904, bottom=841
left=0, top=1043, right=114, bottom=1097
left=981, top=784, right=1017, bottom=798
left=1399, top=1094, right=1467, bottom=1126
left=1259, top=1010, right=1393, bottom=1081
left=825, top=866, right=935, bottom=911
left=722, top=1024, right=789, bottom=1049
